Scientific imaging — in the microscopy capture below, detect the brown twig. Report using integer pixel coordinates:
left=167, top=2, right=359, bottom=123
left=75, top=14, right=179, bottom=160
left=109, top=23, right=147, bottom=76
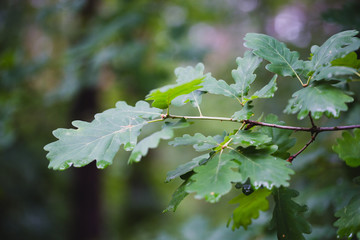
left=287, top=132, right=318, bottom=163
left=159, top=113, right=360, bottom=163
left=161, top=114, right=360, bottom=132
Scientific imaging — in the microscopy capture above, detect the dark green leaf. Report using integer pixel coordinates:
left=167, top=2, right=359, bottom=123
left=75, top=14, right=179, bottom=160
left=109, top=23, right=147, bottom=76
left=333, top=129, right=360, bottom=167
left=44, top=101, right=162, bottom=170
left=285, top=82, right=353, bottom=120
left=312, top=65, right=357, bottom=81
left=231, top=102, right=254, bottom=121
left=228, top=188, right=271, bottom=230
left=230, top=146, right=294, bottom=189
left=163, top=180, right=190, bottom=213
left=260, top=114, right=296, bottom=158
left=271, top=187, right=312, bottom=240
left=334, top=195, right=360, bottom=239
left=244, top=33, right=304, bottom=78
left=169, top=133, right=219, bottom=152
left=165, top=153, right=209, bottom=182
left=186, top=153, right=243, bottom=203
left=245, top=74, right=278, bottom=101
left=146, top=78, right=204, bottom=109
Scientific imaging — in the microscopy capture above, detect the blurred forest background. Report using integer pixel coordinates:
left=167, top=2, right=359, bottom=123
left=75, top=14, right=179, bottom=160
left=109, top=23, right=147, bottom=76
left=1, top=0, right=359, bottom=239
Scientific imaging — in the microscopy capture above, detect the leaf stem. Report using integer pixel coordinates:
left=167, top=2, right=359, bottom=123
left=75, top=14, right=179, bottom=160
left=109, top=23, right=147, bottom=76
left=147, top=118, right=165, bottom=124
left=192, top=92, right=203, bottom=116
left=305, top=76, right=312, bottom=87
left=294, top=72, right=305, bottom=87
left=166, top=114, right=236, bottom=122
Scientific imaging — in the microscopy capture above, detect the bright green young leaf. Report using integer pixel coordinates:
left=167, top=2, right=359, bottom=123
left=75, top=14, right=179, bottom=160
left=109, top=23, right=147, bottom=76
left=332, top=129, right=360, bottom=167
left=231, top=51, right=262, bottom=97
left=260, top=114, right=296, bottom=158
left=169, top=133, right=219, bottom=152
left=228, top=188, right=271, bottom=230
left=332, top=52, right=360, bottom=69
left=146, top=78, right=204, bottom=109
left=245, top=74, right=278, bottom=101
left=230, top=147, right=294, bottom=189
left=310, top=30, right=360, bottom=72
left=231, top=102, right=254, bottom=121
left=44, top=101, right=162, bottom=170
left=186, top=153, right=243, bottom=203
left=334, top=195, right=360, bottom=239
left=230, top=130, right=272, bottom=148
left=244, top=33, right=304, bottom=78
left=165, top=153, right=209, bottom=182
left=271, top=187, right=311, bottom=240
left=285, top=82, right=353, bottom=120
left=128, top=119, right=190, bottom=164
left=163, top=180, right=190, bottom=213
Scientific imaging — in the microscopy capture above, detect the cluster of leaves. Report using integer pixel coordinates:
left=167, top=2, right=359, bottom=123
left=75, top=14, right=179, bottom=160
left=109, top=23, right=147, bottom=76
left=44, top=30, right=360, bottom=239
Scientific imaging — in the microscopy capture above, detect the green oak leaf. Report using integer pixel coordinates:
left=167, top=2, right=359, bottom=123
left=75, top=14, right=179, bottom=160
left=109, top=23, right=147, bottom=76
left=165, top=153, right=209, bottom=182
left=228, top=188, right=271, bottom=230
left=186, top=153, right=243, bottom=203
left=310, top=30, right=360, bottom=73
left=175, top=62, right=206, bottom=83
left=310, top=52, right=360, bottom=82
left=231, top=102, right=254, bottom=121
left=202, top=51, right=264, bottom=104
left=333, top=129, right=360, bottom=167
left=244, top=74, right=278, bottom=102
left=231, top=51, right=263, bottom=98
left=128, top=119, right=190, bottom=164
left=284, top=82, right=353, bottom=120
left=171, top=90, right=204, bottom=108
left=312, top=65, right=358, bottom=81
left=168, top=133, right=219, bottom=152
left=271, top=187, right=312, bottom=240
left=201, top=76, right=239, bottom=99
left=260, top=114, right=296, bottom=158
left=230, top=146, right=294, bottom=189
left=332, top=52, right=360, bottom=69
left=244, top=33, right=304, bottom=78
left=171, top=63, right=208, bottom=107
left=230, top=130, right=272, bottom=148
left=163, top=180, right=190, bottom=213
left=44, top=101, right=162, bottom=170
left=202, top=51, right=277, bottom=105
left=334, top=195, right=360, bottom=239
left=146, top=77, right=204, bottom=109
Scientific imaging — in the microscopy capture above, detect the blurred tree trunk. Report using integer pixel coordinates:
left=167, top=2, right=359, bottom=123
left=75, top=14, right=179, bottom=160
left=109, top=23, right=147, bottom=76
left=70, top=0, right=101, bottom=239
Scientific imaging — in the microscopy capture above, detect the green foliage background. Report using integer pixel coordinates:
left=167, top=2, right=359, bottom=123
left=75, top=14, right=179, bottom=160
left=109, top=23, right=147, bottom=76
left=1, top=0, right=359, bottom=239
